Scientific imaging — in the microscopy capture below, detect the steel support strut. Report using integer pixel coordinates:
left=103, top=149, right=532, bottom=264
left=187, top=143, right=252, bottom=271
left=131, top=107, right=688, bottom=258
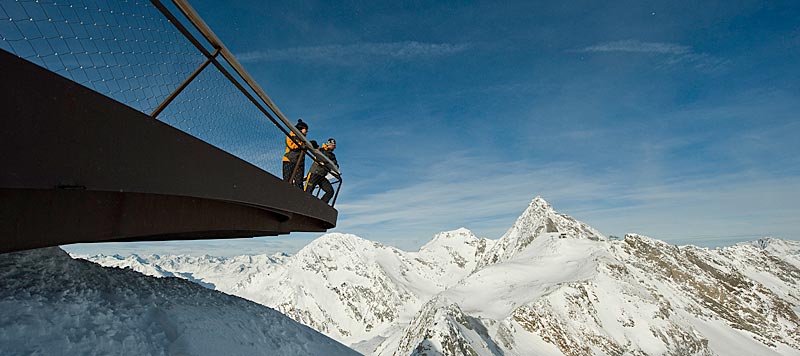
left=151, top=48, right=220, bottom=118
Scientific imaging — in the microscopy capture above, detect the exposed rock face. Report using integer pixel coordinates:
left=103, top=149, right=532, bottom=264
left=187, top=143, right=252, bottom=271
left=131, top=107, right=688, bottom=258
left=618, top=234, right=800, bottom=349
left=80, top=197, right=800, bottom=356
left=394, top=297, right=503, bottom=356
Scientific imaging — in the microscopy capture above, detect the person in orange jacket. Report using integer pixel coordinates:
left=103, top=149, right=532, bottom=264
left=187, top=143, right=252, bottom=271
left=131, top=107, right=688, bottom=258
left=282, top=119, right=308, bottom=188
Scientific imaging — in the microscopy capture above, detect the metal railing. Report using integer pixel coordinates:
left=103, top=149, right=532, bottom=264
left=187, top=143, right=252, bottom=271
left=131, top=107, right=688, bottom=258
left=0, top=0, right=341, bottom=206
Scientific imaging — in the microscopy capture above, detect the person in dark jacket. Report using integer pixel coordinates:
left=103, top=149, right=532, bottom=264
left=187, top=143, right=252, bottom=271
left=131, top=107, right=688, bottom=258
left=305, top=138, right=339, bottom=203
left=282, top=119, right=308, bottom=188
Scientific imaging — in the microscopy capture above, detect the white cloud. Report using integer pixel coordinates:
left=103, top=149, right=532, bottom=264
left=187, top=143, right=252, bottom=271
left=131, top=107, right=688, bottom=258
left=333, top=150, right=800, bottom=250
left=579, top=40, right=690, bottom=54
left=333, top=157, right=613, bottom=243
left=576, top=39, right=727, bottom=71
left=575, top=174, right=800, bottom=247
left=236, top=41, right=470, bottom=65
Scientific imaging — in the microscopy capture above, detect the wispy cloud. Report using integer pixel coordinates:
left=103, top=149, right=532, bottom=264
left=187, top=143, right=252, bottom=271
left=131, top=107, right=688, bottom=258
left=236, top=41, right=470, bottom=65
left=333, top=156, right=615, bottom=249
left=575, top=39, right=727, bottom=71
left=579, top=40, right=690, bottom=55
left=333, top=155, right=800, bottom=251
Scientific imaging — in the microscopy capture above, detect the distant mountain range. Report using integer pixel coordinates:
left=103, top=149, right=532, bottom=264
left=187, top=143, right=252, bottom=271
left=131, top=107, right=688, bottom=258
left=78, top=196, right=800, bottom=355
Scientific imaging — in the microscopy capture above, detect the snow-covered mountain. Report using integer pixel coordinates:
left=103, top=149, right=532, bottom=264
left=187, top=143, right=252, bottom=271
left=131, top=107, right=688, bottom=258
left=0, top=247, right=359, bottom=356
left=475, top=196, right=605, bottom=270
left=77, top=196, right=800, bottom=355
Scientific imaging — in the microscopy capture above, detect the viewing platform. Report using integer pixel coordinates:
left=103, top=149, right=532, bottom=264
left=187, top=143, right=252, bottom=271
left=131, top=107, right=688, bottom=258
left=0, top=0, right=340, bottom=253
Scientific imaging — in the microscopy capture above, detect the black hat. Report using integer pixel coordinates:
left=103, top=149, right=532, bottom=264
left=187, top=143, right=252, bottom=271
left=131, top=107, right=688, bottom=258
left=326, top=138, right=336, bottom=145
left=296, top=119, right=308, bottom=130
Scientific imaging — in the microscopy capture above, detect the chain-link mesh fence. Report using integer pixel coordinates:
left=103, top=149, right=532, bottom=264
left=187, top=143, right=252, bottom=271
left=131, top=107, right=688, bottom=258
left=157, top=63, right=286, bottom=175
left=0, top=0, right=290, bottom=178
left=0, top=0, right=204, bottom=114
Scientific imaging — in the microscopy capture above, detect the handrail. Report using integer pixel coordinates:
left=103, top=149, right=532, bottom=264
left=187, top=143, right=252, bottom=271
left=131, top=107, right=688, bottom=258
left=169, top=0, right=341, bottom=177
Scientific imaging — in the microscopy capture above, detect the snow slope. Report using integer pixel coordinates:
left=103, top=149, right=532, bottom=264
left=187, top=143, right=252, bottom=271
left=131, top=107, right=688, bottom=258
left=0, top=247, right=359, bottom=356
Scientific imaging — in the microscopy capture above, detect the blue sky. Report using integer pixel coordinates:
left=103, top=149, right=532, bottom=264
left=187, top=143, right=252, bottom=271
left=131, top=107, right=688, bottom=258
left=65, top=0, right=800, bottom=256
